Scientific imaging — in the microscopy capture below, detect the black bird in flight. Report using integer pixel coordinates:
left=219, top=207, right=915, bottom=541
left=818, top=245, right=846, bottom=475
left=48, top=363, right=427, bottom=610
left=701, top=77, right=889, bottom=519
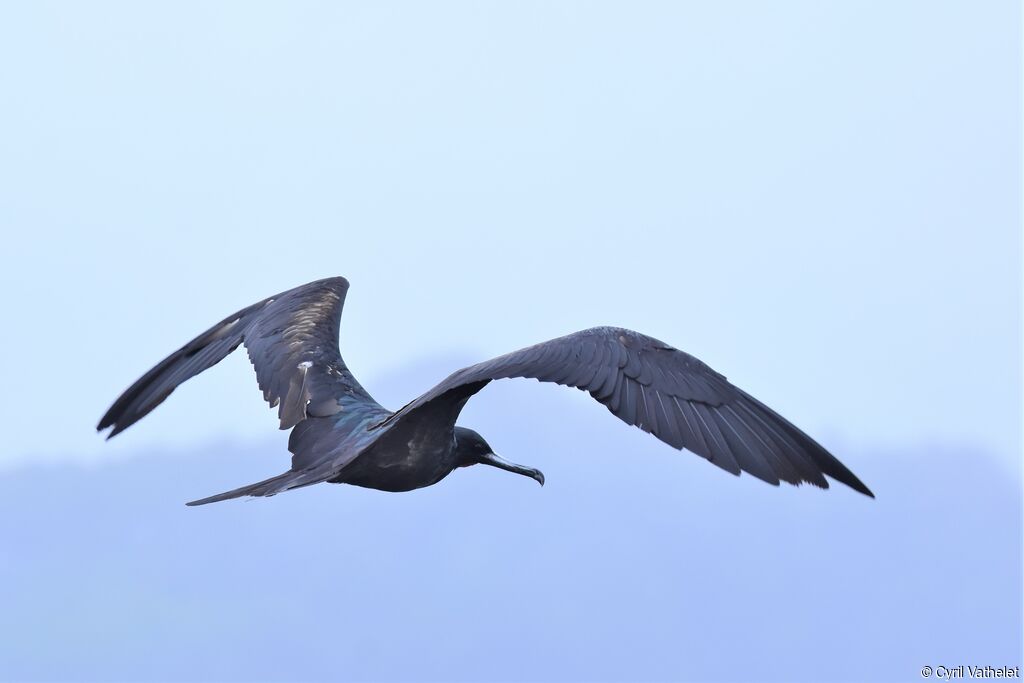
left=98, top=277, right=873, bottom=505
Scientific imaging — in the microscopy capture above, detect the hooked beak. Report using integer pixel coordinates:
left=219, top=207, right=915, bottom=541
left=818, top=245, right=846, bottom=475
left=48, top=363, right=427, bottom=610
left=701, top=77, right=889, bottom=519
left=478, top=452, right=545, bottom=486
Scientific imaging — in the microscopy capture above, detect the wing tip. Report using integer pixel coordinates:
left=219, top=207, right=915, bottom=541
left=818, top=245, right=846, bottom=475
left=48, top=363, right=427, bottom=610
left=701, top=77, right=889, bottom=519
left=321, top=275, right=350, bottom=291
left=845, top=477, right=875, bottom=498
left=806, top=460, right=874, bottom=498
left=797, top=470, right=873, bottom=498
left=814, top=450, right=875, bottom=498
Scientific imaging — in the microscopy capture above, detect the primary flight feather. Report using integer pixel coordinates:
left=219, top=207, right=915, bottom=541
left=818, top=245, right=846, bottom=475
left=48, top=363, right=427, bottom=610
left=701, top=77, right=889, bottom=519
left=98, top=277, right=873, bottom=505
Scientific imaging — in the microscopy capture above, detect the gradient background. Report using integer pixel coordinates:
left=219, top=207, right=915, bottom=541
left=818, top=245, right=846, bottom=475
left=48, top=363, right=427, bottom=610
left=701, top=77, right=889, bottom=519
left=0, top=2, right=1020, bottom=681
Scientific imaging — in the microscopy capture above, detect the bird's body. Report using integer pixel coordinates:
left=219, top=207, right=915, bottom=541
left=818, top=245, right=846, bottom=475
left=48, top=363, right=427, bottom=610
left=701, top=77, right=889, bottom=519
left=98, top=277, right=873, bottom=504
left=333, top=410, right=462, bottom=493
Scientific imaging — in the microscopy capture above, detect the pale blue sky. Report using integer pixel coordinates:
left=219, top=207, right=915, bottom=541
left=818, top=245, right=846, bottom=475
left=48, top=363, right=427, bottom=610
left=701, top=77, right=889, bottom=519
left=1, top=2, right=1019, bottom=474
left=0, top=1, right=1020, bottom=471
left=0, top=3, right=1021, bottom=681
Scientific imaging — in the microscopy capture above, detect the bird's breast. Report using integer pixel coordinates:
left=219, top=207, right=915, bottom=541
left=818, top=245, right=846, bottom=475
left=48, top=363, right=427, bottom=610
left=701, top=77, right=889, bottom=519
left=335, top=432, right=459, bottom=493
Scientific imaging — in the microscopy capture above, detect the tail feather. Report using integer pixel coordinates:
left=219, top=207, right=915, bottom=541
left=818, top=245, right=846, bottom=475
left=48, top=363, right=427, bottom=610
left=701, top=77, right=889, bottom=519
left=185, top=466, right=333, bottom=506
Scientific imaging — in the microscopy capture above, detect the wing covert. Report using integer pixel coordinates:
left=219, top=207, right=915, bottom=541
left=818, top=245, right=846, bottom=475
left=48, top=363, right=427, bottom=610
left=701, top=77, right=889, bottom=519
left=243, top=278, right=374, bottom=428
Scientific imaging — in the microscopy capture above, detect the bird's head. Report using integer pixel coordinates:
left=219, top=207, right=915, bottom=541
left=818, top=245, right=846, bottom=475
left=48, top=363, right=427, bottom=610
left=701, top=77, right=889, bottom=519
left=454, top=427, right=545, bottom=486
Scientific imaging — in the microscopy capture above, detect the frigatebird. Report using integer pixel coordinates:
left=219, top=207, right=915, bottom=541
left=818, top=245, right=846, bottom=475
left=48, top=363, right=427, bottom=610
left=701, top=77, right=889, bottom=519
left=98, top=277, right=873, bottom=505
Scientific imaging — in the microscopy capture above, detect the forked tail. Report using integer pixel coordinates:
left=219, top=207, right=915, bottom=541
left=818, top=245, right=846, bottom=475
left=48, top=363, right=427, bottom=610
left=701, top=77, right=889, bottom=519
left=186, top=465, right=335, bottom=506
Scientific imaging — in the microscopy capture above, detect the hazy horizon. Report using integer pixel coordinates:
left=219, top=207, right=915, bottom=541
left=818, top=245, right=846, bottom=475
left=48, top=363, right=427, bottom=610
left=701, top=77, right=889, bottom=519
left=3, top=366, right=1020, bottom=681
left=4, top=356, right=1022, bottom=680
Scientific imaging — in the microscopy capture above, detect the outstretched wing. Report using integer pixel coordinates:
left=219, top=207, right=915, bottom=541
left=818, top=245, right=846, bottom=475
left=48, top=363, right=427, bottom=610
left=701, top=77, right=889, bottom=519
left=382, top=326, right=873, bottom=497
left=97, top=276, right=377, bottom=438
